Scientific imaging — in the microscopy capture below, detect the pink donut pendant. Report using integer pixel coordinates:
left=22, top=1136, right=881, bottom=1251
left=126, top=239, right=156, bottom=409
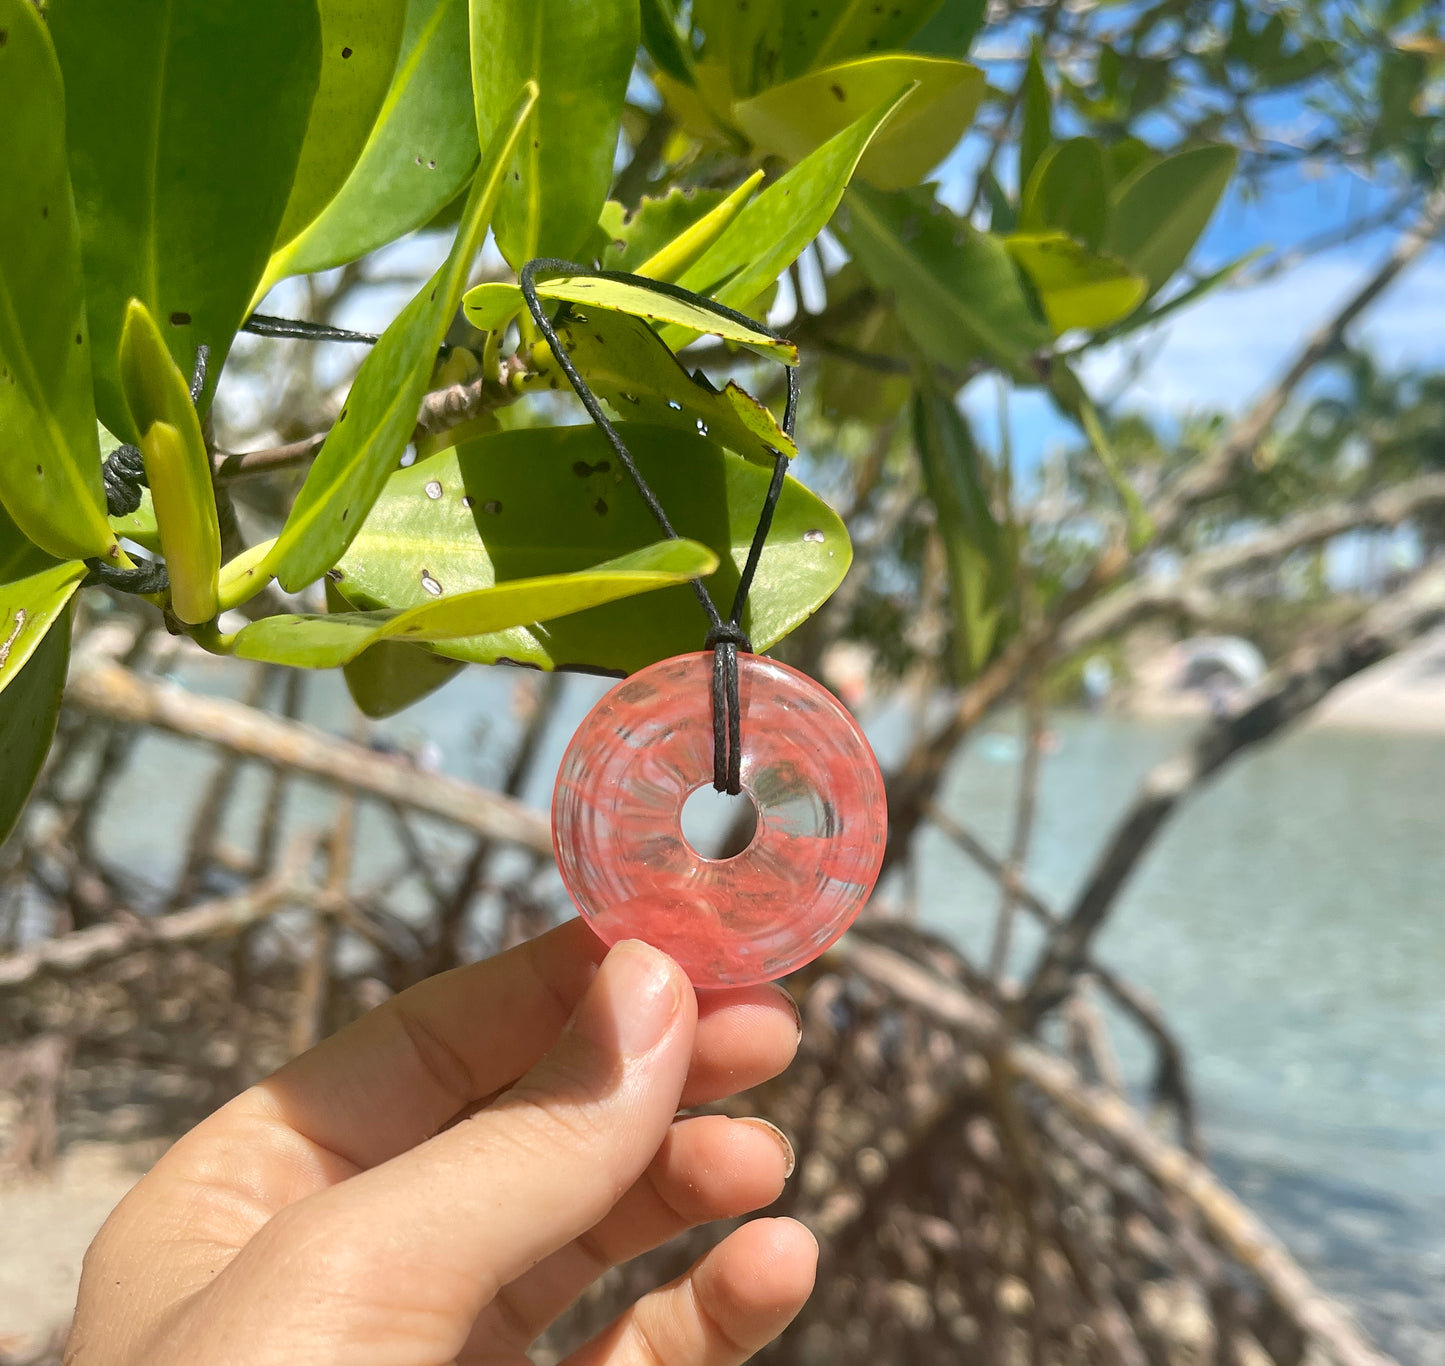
left=552, top=652, right=887, bottom=987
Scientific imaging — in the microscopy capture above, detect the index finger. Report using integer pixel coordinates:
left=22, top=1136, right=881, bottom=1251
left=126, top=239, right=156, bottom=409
left=191, top=918, right=798, bottom=1177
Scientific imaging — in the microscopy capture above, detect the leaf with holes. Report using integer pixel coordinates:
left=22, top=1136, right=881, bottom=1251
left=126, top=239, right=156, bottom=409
left=0, top=599, right=72, bottom=847
left=526, top=307, right=795, bottom=464
left=665, top=88, right=911, bottom=348
left=331, top=422, right=850, bottom=673
left=733, top=55, right=984, bottom=192
left=1004, top=233, right=1145, bottom=335
left=234, top=540, right=717, bottom=668
left=49, top=0, right=321, bottom=436
left=0, top=0, right=113, bottom=562
left=600, top=173, right=763, bottom=281
left=262, top=0, right=475, bottom=289
left=465, top=273, right=796, bottom=363
left=837, top=185, right=1049, bottom=380
left=262, top=83, right=537, bottom=595
left=472, top=0, right=638, bottom=269
left=0, top=504, right=86, bottom=703
left=119, top=299, right=221, bottom=624
left=272, top=0, right=408, bottom=251
left=1105, top=145, right=1237, bottom=299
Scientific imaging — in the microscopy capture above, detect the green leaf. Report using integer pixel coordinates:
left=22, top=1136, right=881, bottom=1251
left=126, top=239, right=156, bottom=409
left=472, top=0, right=639, bottom=270
left=1018, top=45, right=1052, bottom=198
left=0, top=503, right=86, bottom=701
left=1105, top=145, right=1237, bottom=298
left=330, top=579, right=464, bottom=717
left=734, top=56, right=983, bottom=192
left=640, top=0, right=693, bottom=84
left=235, top=540, right=717, bottom=668
left=911, top=380, right=1011, bottom=677
left=1004, top=233, right=1146, bottom=335
left=332, top=422, right=850, bottom=673
left=0, top=0, right=113, bottom=562
left=1047, top=360, right=1151, bottom=549
left=273, top=0, right=409, bottom=249
left=601, top=173, right=763, bottom=280
left=770, top=0, right=950, bottom=83
left=118, top=300, right=222, bottom=624
left=837, top=186, right=1050, bottom=381
left=261, top=0, right=475, bottom=290
left=818, top=292, right=912, bottom=424
left=1019, top=136, right=1110, bottom=251
left=527, top=307, right=796, bottom=463
left=263, top=83, right=538, bottom=595
left=668, top=89, right=911, bottom=339
left=1108, top=136, right=1157, bottom=184
left=689, top=0, right=783, bottom=99
left=475, top=272, right=796, bottom=362
left=0, top=600, right=71, bottom=848
left=49, top=0, right=322, bottom=436
left=909, top=0, right=987, bottom=57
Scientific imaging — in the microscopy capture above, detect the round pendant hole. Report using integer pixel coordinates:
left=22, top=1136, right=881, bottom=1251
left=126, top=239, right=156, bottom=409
left=681, top=785, right=759, bottom=861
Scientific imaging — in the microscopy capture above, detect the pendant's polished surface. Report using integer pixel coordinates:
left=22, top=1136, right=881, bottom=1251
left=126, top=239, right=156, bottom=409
left=552, top=652, right=887, bottom=987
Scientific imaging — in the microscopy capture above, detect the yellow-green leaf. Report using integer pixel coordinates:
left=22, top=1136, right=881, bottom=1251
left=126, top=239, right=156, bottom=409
left=118, top=300, right=221, bottom=625
left=0, top=600, right=71, bottom=847
left=0, top=0, right=113, bottom=562
left=1004, top=233, right=1146, bottom=334
left=263, top=82, right=538, bottom=595
left=625, top=173, right=763, bottom=281
left=526, top=307, right=796, bottom=463
left=0, top=503, right=85, bottom=701
left=734, top=55, right=984, bottom=191
left=234, top=540, right=717, bottom=668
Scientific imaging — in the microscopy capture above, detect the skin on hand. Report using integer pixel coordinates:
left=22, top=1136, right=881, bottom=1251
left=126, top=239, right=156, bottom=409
left=64, top=921, right=816, bottom=1366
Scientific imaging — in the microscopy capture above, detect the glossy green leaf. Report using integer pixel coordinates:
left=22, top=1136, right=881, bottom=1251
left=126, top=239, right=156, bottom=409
left=769, top=0, right=949, bottom=83
left=0, top=600, right=71, bottom=848
left=1004, top=233, right=1146, bottom=335
left=235, top=540, right=716, bottom=668
left=273, top=0, right=408, bottom=249
left=911, top=380, right=1011, bottom=677
left=0, top=504, right=86, bottom=701
left=332, top=423, right=850, bottom=673
left=1019, top=137, right=1110, bottom=251
left=500, top=274, right=796, bottom=362
left=668, top=89, right=911, bottom=344
left=118, top=300, right=221, bottom=624
left=264, top=83, right=538, bottom=595
left=837, top=186, right=1049, bottom=381
left=330, top=580, right=464, bottom=717
left=261, top=0, right=475, bottom=289
left=1106, top=145, right=1237, bottom=298
left=472, top=0, right=639, bottom=270
left=527, top=307, right=796, bottom=463
left=50, top=0, right=322, bottom=435
left=734, top=56, right=984, bottom=192
left=601, top=173, right=763, bottom=281
left=0, top=0, right=112, bottom=562
left=1018, top=45, right=1051, bottom=198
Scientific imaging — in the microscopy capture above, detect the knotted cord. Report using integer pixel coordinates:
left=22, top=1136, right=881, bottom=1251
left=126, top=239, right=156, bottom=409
left=518, top=259, right=798, bottom=794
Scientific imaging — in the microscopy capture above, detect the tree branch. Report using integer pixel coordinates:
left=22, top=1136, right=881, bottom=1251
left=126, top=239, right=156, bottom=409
left=63, top=658, right=554, bottom=857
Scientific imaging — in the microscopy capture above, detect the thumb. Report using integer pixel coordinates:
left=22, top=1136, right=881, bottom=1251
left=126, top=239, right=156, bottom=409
left=231, top=939, right=697, bottom=1355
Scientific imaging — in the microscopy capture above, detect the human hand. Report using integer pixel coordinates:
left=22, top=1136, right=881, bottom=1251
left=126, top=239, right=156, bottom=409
left=65, top=922, right=814, bottom=1365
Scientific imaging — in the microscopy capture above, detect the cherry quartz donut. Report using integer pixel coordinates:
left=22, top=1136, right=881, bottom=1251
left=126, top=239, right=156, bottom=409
left=552, top=652, right=886, bottom=988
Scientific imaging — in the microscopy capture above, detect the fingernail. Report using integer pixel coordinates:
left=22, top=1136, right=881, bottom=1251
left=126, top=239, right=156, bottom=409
left=769, top=984, right=802, bottom=1043
left=738, top=1117, right=796, bottom=1178
left=609, top=940, right=683, bottom=1057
